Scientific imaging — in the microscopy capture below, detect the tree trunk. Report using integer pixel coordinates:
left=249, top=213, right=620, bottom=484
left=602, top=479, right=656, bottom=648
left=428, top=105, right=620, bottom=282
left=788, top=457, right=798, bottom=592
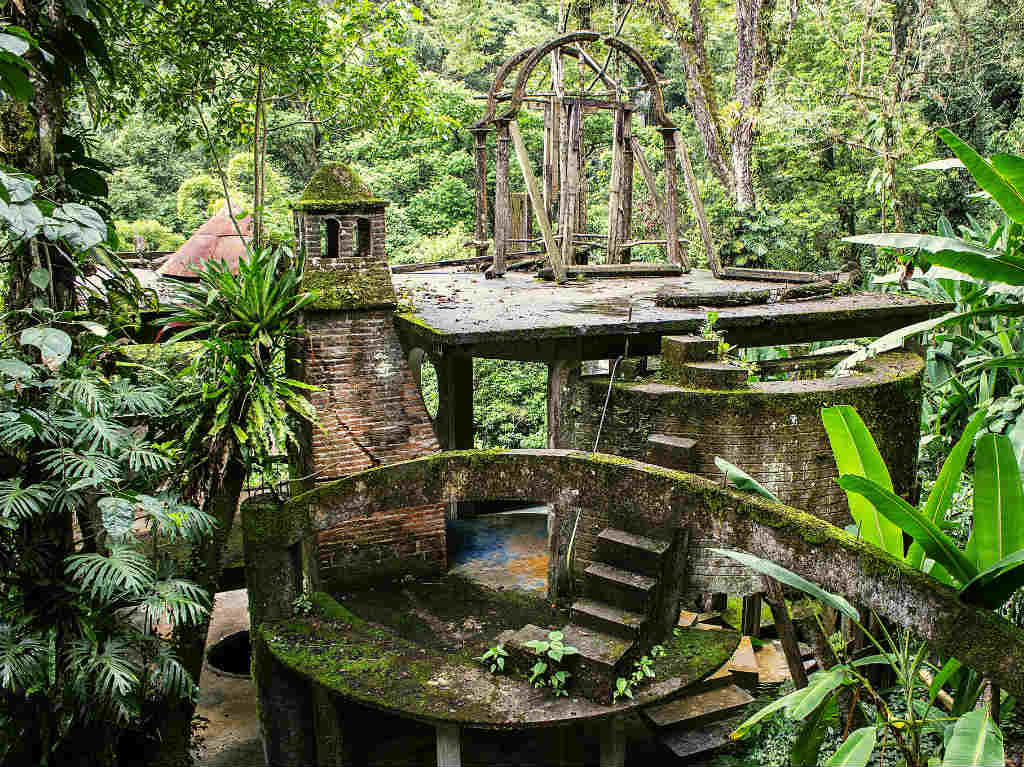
left=148, top=435, right=248, bottom=767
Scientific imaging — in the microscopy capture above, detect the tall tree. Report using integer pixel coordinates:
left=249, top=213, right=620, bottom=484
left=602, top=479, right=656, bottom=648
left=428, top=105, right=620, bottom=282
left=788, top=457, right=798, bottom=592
left=648, top=0, right=799, bottom=208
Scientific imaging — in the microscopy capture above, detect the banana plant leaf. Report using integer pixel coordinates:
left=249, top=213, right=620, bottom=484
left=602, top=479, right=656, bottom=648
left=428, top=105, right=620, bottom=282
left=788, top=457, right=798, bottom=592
left=938, top=129, right=1024, bottom=225
left=942, top=708, right=1004, bottom=767
left=836, top=475, right=977, bottom=586
left=822, top=406, right=904, bottom=558
left=714, top=456, right=780, bottom=503
left=710, top=548, right=859, bottom=622
left=907, top=409, right=987, bottom=571
left=969, top=434, right=1024, bottom=571
left=729, top=667, right=848, bottom=740
left=843, top=233, right=1024, bottom=286
left=958, top=549, right=1024, bottom=609
left=825, top=726, right=877, bottom=766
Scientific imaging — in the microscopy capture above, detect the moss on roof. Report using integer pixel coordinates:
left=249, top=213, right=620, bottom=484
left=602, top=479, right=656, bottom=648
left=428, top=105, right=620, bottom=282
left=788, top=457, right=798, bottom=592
left=300, top=163, right=376, bottom=204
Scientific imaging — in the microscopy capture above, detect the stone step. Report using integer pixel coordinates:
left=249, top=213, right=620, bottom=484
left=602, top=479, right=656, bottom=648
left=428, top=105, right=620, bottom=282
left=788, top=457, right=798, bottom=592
left=584, top=563, right=658, bottom=613
left=596, top=528, right=671, bottom=578
left=497, top=624, right=551, bottom=674
left=571, top=598, right=647, bottom=641
left=642, top=683, right=754, bottom=730
left=559, top=623, right=634, bottom=702
left=657, top=711, right=749, bottom=760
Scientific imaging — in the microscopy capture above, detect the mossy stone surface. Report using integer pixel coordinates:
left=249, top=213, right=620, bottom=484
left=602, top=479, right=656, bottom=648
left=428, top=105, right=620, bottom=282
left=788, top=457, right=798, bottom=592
left=300, top=264, right=396, bottom=311
left=258, top=580, right=738, bottom=728
left=294, top=163, right=387, bottom=212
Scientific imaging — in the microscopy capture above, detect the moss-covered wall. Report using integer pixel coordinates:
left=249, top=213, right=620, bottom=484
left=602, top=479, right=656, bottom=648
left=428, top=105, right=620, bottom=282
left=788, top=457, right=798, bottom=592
left=558, top=351, right=924, bottom=594
left=283, top=449, right=1024, bottom=698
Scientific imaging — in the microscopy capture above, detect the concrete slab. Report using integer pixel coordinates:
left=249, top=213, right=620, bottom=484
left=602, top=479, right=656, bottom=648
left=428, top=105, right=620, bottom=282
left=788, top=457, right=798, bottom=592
left=393, top=268, right=951, bottom=360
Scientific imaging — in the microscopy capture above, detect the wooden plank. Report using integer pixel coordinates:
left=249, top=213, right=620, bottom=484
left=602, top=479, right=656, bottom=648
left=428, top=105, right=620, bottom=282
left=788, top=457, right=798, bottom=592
left=679, top=142, right=720, bottom=276
left=509, top=120, right=567, bottom=282
left=722, top=266, right=838, bottom=283
left=539, top=263, right=683, bottom=280
left=392, top=255, right=492, bottom=273
left=765, top=578, right=808, bottom=689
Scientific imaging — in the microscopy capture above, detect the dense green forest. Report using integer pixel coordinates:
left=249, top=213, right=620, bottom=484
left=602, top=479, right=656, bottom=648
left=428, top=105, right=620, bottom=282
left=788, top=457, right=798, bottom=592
left=101, top=0, right=1024, bottom=272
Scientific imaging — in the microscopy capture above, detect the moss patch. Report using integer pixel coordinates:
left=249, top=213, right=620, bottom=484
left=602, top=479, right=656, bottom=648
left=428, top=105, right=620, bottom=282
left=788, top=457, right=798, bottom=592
left=300, top=264, right=396, bottom=310
left=259, top=575, right=738, bottom=726
left=299, top=163, right=376, bottom=204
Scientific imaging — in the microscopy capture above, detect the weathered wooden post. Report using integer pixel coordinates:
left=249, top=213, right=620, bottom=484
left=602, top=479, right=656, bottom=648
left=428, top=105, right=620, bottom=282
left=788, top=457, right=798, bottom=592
left=492, top=118, right=511, bottom=278
left=659, top=128, right=687, bottom=270
left=618, top=108, right=633, bottom=263
left=470, top=126, right=491, bottom=261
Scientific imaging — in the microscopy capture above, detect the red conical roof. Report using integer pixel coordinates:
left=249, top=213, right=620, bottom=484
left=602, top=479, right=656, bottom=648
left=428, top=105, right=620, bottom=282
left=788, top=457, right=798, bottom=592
left=158, top=207, right=252, bottom=279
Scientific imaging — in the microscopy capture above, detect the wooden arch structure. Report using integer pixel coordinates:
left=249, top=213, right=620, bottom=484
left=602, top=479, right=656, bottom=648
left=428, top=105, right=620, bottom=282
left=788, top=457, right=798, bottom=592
left=469, top=32, right=703, bottom=281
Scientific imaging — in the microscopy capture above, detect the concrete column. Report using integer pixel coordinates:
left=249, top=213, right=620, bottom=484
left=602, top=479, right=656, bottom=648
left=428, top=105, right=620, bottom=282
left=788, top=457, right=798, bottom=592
left=436, top=353, right=474, bottom=451
left=546, top=359, right=576, bottom=449
left=599, top=716, right=626, bottom=767
left=436, top=723, right=462, bottom=767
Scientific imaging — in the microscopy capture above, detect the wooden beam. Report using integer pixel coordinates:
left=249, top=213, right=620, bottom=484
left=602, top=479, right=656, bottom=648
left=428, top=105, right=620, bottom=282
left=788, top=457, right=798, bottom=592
left=509, top=120, right=567, bottom=282
left=606, top=109, right=622, bottom=264
left=471, top=127, right=490, bottom=262
left=493, top=120, right=511, bottom=278
left=619, top=112, right=634, bottom=264
left=631, top=137, right=668, bottom=229
left=561, top=103, right=582, bottom=268
left=765, top=578, right=809, bottom=689
left=679, top=140, right=720, bottom=277
left=660, top=129, right=689, bottom=271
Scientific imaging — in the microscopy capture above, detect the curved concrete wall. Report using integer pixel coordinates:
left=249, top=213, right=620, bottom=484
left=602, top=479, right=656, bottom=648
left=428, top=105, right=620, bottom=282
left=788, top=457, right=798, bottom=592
left=558, top=351, right=924, bottom=594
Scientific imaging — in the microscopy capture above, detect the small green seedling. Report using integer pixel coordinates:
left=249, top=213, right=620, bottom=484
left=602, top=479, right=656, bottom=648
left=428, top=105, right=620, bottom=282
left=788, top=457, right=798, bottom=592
left=475, top=644, right=508, bottom=674
left=525, top=630, right=579, bottom=662
left=529, top=660, right=548, bottom=687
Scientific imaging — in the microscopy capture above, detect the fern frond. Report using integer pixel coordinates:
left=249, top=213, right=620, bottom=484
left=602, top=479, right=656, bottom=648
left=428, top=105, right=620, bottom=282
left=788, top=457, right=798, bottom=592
left=140, top=579, right=210, bottom=631
left=0, top=480, right=53, bottom=524
left=65, top=545, right=155, bottom=602
left=38, top=448, right=120, bottom=483
left=0, top=624, right=47, bottom=692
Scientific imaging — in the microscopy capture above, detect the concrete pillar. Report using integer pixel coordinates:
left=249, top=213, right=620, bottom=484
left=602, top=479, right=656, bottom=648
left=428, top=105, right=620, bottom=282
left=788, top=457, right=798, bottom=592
left=599, top=716, right=626, bottom=767
left=436, top=353, right=474, bottom=450
left=436, top=723, right=462, bottom=767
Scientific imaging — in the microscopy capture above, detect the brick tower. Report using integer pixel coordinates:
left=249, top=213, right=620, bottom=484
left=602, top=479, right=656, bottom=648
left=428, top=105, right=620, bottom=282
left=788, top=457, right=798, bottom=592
left=290, top=164, right=445, bottom=586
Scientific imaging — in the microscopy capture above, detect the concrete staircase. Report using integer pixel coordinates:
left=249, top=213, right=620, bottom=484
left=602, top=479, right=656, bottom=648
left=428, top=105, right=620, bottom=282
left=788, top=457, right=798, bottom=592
left=503, top=527, right=674, bottom=701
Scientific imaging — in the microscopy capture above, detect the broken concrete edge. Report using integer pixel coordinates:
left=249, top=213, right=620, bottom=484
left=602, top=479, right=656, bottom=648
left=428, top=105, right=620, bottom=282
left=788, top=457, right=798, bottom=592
left=254, top=589, right=740, bottom=727
left=280, top=449, right=1024, bottom=696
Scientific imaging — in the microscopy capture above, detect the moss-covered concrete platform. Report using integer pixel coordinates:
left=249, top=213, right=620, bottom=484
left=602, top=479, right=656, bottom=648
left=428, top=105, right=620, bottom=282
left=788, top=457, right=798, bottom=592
left=393, top=268, right=951, bottom=360
left=259, top=578, right=739, bottom=730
